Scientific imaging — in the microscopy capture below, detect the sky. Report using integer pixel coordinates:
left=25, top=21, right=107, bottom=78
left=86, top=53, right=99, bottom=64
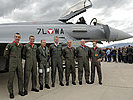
left=0, top=0, right=133, bottom=47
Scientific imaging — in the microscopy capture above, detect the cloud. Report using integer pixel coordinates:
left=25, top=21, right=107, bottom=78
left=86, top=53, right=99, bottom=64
left=81, top=0, right=133, bottom=35
left=0, top=0, right=133, bottom=36
left=1, top=0, right=78, bottom=22
left=92, top=0, right=131, bottom=9
left=0, top=0, right=26, bottom=16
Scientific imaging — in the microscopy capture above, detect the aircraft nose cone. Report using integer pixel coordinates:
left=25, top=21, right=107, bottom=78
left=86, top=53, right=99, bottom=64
left=117, top=30, right=132, bottom=40
left=110, top=28, right=133, bottom=41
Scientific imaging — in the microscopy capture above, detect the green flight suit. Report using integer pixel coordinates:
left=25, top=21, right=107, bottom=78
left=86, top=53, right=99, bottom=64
left=49, top=44, right=63, bottom=84
left=23, top=43, right=37, bottom=91
left=90, top=47, right=103, bottom=83
left=76, top=45, right=90, bottom=82
left=4, top=42, right=23, bottom=94
left=37, top=46, right=50, bottom=86
left=63, top=47, right=76, bottom=83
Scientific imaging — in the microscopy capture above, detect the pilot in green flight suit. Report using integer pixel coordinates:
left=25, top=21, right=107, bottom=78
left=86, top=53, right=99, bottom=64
left=36, top=40, right=50, bottom=90
left=49, top=36, right=64, bottom=87
left=90, top=41, right=103, bottom=85
left=75, top=39, right=91, bottom=85
left=63, top=40, right=76, bottom=86
left=4, top=33, right=24, bottom=99
left=23, top=35, right=39, bottom=95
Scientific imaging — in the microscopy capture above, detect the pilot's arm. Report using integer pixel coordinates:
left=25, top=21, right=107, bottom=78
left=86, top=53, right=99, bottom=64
left=89, top=48, right=92, bottom=62
left=62, top=48, right=66, bottom=58
left=47, top=48, right=50, bottom=63
left=88, top=47, right=91, bottom=60
left=99, top=49, right=104, bottom=59
left=22, top=45, right=26, bottom=60
left=73, top=47, right=76, bottom=59
left=36, top=48, right=40, bottom=62
left=75, top=47, right=79, bottom=59
left=4, top=43, right=11, bottom=59
left=49, top=45, right=52, bottom=57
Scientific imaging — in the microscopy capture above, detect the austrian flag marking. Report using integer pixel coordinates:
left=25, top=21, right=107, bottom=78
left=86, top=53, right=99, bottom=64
left=48, top=29, right=53, bottom=34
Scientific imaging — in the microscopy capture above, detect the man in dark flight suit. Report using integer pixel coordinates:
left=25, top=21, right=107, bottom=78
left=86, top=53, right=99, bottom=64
left=49, top=36, right=64, bottom=87
left=63, top=40, right=76, bottom=86
left=75, top=39, right=91, bottom=85
left=90, top=41, right=103, bottom=85
left=37, top=40, right=50, bottom=90
left=4, top=33, right=24, bottom=99
left=23, top=35, right=39, bottom=95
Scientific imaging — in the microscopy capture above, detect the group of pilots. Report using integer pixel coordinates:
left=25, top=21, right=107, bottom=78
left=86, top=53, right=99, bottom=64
left=4, top=33, right=103, bottom=99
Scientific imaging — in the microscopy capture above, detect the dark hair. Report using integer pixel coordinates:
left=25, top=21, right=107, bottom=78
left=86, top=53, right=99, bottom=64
left=15, top=32, right=20, bottom=35
left=54, top=36, right=59, bottom=39
left=14, top=32, right=21, bottom=36
left=93, top=41, right=97, bottom=43
left=29, top=35, right=35, bottom=40
left=41, top=40, right=45, bottom=42
left=14, top=33, right=21, bottom=38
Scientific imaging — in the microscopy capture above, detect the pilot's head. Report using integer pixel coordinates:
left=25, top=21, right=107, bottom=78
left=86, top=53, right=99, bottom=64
left=79, top=17, right=84, bottom=21
left=41, top=40, right=46, bottom=47
left=93, top=41, right=97, bottom=47
left=67, top=40, right=72, bottom=47
left=80, top=39, right=85, bottom=46
left=54, top=36, right=59, bottom=44
left=29, top=35, right=35, bottom=44
left=78, top=17, right=86, bottom=24
left=14, top=33, right=21, bottom=43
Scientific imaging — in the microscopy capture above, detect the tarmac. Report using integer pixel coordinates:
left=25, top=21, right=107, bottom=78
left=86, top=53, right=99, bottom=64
left=0, top=62, right=133, bottom=100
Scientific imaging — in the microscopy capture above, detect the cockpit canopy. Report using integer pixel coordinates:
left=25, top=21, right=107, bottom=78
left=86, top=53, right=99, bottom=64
left=59, top=0, right=92, bottom=23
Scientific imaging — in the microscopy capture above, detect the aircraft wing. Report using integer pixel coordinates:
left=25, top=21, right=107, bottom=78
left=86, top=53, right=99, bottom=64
left=59, top=0, right=92, bottom=22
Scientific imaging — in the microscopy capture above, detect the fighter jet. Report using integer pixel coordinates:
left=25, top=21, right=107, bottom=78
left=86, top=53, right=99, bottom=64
left=0, top=0, right=132, bottom=72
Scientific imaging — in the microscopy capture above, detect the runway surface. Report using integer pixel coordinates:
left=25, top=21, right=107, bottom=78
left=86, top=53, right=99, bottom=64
left=0, top=62, right=133, bottom=100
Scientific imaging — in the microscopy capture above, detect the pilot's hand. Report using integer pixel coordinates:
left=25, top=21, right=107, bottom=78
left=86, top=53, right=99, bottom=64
left=97, top=59, right=101, bottom=62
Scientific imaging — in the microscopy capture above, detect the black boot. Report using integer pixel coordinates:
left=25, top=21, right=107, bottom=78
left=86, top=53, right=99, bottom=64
left=86, top=81, right=91, bottom=84
left=79, top=81, right=82, bottom=85
left=18, top=91, right=25, bottom=96
left=40, top=85, right=43, bottom=90
left=72, top=82, right=76, bottom=85
left=45, top=84, right=50, bottom=89
left=99, top=82, right=102, bottom=85
left=66, top=82, right=69, bottom=86
left=60, top=82, right=64, bottom=86
left=52, top=83, right=55, bottom=87
left=90, top=81, right=94, bottom=84
left=10, top=93, right=14, bottom=99
left=31, top=88, right=39, bottom=92
left=24, top=90, right=28, bottom=95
